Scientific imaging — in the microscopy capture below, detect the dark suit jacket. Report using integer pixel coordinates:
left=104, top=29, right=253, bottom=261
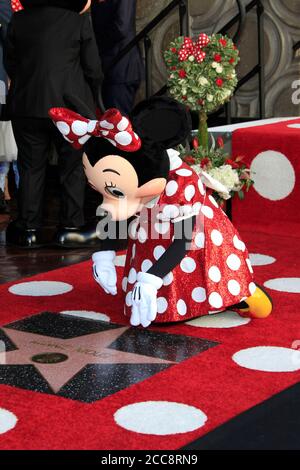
left=91, top=0, right=144, bottom=85
left=0, top=0, right=12, bottom=112
left=4, top=7, right=103, bottom=118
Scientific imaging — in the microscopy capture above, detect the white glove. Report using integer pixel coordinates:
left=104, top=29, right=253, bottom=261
left=130, top=272, right=163, bottom=328
left=92, top=250, right=117, bottom=296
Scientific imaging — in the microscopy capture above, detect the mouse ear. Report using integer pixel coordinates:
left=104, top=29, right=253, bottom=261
left=63, top=94, right=97, bottom=120
left=131, top=96, right=192, bottom=149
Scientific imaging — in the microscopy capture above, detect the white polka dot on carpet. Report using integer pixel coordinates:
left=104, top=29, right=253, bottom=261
left=60, top=311, right=110, bottom=322
left=264, top=278, right=300, bottom=293
left=9, top=281, right=73, bottom=297
left=114, top=401, right=207, bottom=435
left=187, top=311, right=250, bottom=328
left=0, top=409, right=18, bottom=435
left=249, top=253, right=276, bottom=266
left=233, top=346, right=300, bottom=372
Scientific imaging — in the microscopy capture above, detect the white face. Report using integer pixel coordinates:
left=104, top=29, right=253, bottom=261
left=83, top=153, right=167, bottom=221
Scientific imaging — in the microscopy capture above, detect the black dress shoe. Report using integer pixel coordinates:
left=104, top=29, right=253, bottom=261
left=53, top=225, right=103, bottom=248
left=5, top=221, right=44, bottom=249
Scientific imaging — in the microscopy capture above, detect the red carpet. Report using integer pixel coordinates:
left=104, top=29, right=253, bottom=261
left=232, top=118, right=300, bottom=234
left=0, top=223, right=300, bottom=449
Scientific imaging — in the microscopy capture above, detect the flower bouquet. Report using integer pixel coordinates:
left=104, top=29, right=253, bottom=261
left=179, top=137, right=254, bottom=205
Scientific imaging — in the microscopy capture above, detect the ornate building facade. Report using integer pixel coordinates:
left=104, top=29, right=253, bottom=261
left=136, top=0, right=300, bottom=118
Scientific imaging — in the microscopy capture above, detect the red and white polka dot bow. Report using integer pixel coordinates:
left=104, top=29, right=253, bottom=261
left=11, top=0, right=23, bottom=12
left=49, top=107, right=142, bottom=152
left=178, top=33, right=210, bottom=63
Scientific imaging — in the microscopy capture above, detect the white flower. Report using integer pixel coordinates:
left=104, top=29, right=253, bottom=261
left=224, top=88, right=231, bottom=97
left=189, top=55, right=195, bottom=62
left=182, top=88, right=187, bottom=95
left=207, top=165, right=240, bottom=199
left=216, top=65, right=223, bottom=73
left=206, top=94, right=214, bottom=102
left=212, top=62, right=218, bottom=69
left=221, top=89, right=232, bottom=100
left=198, top=76, right=209, bottom=86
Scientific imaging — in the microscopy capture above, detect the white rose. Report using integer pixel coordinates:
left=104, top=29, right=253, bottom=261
left=208, top=165, right=240, bottom=194
left=216, top=66, right=223, bottom=73
left=189, top=55, right=195, bottom=62
left=198, top=76, right=209, bottom=86
left=206, top=94, right=214, bottom=102
left=212, top=62, right=218, bottom=69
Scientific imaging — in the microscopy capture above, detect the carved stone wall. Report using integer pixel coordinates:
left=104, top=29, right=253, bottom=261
left=136, top=0, right=300, bottom=117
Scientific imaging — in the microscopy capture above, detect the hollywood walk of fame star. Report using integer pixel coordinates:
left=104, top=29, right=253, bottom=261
left=0, top=326, right=174, bottom=393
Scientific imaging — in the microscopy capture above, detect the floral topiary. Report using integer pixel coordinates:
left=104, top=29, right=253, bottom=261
left=164, top=33, right=240, bottom=149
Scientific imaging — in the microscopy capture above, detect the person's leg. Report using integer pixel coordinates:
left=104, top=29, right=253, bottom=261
left=0, top=162, right=10, bottom=192
left=12, top=161, right=20, bottom=189
left=4, top=173, right=10, bottom=200
left=0, top=163, right=9, bottom=214
left=12, top=118, right=51, bottom=229
left=51, top=123, right=85, bottom=228
left=102, top=81, right=139, bottom=116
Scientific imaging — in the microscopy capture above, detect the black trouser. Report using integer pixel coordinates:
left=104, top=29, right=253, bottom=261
left=12, top=117, right=86, bottom=230
left=102, top=80, right=140, bottom=115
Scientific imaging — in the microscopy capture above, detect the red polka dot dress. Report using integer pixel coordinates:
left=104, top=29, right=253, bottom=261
left=123, top=150, right=255, bottom=323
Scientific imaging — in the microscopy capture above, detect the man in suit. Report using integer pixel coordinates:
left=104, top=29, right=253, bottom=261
left=0, top=0, right=13, bottom=214
left=0, top=0, right=12, bottom=115
left=91, top=0, right=144, bottom=115
left=4, top=0, right=104, bottom=248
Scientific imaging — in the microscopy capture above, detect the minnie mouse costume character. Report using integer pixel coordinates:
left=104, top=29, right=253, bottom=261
left=50, top=96, right=273, bottom=327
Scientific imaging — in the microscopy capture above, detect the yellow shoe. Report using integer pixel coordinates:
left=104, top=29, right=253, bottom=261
left=239, top=284, right=273, bottom=319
